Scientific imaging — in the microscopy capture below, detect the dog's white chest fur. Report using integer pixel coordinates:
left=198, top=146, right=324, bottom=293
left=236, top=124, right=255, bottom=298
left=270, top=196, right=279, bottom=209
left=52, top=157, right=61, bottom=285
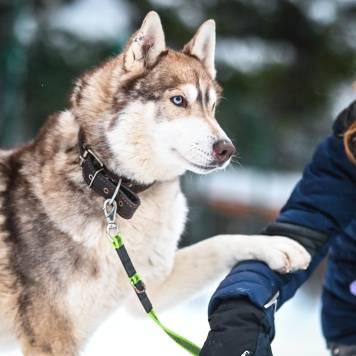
left=65, top=180, right=187, bottom=338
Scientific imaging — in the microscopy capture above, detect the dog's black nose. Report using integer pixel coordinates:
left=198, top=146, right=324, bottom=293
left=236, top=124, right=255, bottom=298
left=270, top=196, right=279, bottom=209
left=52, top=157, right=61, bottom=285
left=213, top=140, right=236, bottom=164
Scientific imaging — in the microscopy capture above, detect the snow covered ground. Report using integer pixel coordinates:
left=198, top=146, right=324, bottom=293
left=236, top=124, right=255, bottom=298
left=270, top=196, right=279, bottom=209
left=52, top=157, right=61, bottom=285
left=86, top=283, right=329, bottom=356
left=3, top=283, right=329, bottom=356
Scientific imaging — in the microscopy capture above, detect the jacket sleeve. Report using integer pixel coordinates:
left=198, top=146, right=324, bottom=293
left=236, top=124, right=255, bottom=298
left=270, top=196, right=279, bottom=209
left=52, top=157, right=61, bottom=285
left=208, top=102, right=356, bottom=339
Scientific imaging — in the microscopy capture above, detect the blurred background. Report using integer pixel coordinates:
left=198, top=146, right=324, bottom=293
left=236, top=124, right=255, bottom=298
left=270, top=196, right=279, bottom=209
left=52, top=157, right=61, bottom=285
left=1, top=0, right=356, bottom=355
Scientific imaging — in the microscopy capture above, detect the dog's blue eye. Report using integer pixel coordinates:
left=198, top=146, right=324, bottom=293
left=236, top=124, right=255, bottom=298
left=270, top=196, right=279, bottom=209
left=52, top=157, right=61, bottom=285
left=171, top=96, right=185, bottom=107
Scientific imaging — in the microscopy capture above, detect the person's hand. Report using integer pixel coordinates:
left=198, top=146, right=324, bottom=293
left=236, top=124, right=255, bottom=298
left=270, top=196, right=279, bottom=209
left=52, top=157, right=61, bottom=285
left=200, top=298, right=273, bottom=356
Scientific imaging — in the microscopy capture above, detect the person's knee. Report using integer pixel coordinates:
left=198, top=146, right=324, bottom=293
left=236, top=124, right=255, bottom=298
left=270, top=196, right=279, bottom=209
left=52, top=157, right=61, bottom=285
left=328, top=342, right=356, bottom=356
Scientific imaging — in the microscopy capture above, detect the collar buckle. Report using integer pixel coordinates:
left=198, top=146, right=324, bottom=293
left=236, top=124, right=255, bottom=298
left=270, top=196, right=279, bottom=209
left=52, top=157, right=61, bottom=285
left=78, top=129, right=153, bottom=220
left=79, top=148, right=104, bottom=168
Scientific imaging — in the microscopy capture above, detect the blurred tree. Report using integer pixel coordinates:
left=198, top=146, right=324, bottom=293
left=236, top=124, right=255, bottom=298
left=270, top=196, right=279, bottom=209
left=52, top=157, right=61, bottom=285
left=1, top=0, right=356, bottom=170
left=129, top=0, right=356, bottom=170
left=0, top=0, right=29, bottom=147
left=0, top=0, right=122, bottom=147
left=1, top=0, right=356, bottom=247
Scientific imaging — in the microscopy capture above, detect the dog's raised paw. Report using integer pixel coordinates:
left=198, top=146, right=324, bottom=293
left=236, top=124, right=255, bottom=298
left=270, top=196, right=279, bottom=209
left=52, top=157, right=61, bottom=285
left=253, top=235, right=311, bottom=273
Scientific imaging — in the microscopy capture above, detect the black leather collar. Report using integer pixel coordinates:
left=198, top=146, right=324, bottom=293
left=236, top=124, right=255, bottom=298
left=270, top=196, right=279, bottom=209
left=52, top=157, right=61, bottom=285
left=78, top=130, right=153, bottom=219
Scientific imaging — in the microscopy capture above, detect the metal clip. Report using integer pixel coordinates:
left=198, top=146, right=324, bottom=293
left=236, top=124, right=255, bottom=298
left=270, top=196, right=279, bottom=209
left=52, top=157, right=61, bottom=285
left=103, top=199, right=120, bottom=241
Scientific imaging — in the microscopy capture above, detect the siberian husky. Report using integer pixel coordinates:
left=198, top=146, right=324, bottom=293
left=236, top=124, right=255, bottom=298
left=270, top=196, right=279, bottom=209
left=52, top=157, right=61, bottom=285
left=0, top=11, right=310, bottom=355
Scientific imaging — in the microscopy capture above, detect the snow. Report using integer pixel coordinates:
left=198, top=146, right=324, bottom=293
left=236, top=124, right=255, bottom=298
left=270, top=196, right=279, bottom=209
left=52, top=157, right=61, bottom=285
left=3, top=284, right=328, bottom=356
left=84, top=287, right=329, bottom=356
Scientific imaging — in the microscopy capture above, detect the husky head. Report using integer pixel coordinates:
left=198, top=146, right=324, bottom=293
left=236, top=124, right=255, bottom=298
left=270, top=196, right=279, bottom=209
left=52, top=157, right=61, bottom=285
left=71, top=11, right=235, bottom=184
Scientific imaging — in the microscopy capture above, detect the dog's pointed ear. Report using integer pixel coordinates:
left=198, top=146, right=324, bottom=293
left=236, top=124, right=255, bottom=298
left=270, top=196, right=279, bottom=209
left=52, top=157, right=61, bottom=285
left=122, top=11, right=166, bottom=74
left=182, top=20, right=216, bottom=79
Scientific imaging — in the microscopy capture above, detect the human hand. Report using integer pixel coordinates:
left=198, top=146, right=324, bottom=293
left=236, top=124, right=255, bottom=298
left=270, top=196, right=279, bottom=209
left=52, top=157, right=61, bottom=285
left=200, top=298, right=273, bottom=356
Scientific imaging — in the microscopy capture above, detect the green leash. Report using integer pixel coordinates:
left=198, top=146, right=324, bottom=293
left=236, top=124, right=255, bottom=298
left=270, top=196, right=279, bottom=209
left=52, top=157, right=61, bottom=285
left=104, top=200, right=201, bottom=355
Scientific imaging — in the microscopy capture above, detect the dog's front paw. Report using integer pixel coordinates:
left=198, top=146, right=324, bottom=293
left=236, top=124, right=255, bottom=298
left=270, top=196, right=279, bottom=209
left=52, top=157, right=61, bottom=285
left=254, top=235, right=311, bottom=273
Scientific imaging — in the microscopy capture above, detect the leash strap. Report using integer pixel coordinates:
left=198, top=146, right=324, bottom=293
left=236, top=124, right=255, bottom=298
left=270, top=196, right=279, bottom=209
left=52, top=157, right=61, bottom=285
left=111, top=233, right=202, bottom=355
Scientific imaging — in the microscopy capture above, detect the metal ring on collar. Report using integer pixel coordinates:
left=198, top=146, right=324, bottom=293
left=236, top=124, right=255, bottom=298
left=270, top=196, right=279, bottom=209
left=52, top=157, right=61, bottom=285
left=109, top=178, right=122, bottom=206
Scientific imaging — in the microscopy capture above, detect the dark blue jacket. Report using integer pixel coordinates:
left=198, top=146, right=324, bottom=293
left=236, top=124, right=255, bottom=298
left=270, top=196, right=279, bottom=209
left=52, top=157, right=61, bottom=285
left=208, top=101, right=356, bottom=344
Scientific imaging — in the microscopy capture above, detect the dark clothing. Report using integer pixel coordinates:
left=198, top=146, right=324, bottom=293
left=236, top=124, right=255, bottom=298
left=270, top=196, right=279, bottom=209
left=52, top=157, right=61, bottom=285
left=200, top=298, right=272, bottom=356
left=208, top=101, right=356, bottom=346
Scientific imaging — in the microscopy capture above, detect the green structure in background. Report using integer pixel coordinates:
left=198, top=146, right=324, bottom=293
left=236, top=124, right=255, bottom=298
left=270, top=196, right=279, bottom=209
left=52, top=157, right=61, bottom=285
left=1, top=0, right=28, bottom=148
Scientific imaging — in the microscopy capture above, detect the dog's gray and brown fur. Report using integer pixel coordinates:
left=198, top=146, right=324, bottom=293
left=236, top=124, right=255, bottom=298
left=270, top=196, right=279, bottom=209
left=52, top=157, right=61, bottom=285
left=0, top=12, right=310, bottom=355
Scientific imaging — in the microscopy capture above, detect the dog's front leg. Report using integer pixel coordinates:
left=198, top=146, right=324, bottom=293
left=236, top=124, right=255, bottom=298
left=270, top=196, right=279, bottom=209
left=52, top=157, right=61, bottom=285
left=21, top=332, right=78, bottom=356
left=17, top=302, right=79, bottom=356
left=146, top=234, right=311, bottom=311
